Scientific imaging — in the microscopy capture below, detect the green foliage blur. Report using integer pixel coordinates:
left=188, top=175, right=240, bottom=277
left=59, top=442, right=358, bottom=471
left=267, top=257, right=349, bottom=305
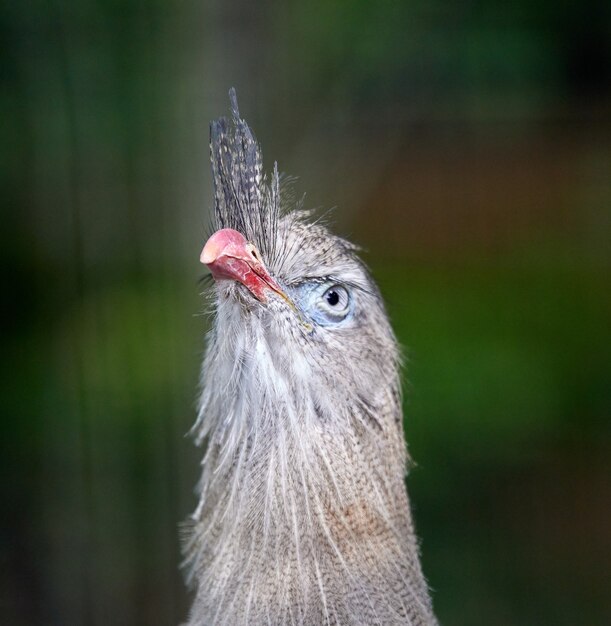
left=2, top=1, right=610, bottom=625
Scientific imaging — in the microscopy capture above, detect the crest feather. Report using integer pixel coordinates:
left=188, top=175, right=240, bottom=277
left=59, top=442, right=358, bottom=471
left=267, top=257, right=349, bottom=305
left=210, top=88, right=279, bottom=262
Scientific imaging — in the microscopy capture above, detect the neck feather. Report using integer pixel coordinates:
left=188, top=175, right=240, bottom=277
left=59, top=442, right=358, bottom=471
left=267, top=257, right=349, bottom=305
left=184, top=303, right=435, bottom=625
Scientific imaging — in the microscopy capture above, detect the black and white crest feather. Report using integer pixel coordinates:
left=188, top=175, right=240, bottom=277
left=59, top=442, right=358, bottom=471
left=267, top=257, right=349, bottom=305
left=210, top=88, right=279, bottom=263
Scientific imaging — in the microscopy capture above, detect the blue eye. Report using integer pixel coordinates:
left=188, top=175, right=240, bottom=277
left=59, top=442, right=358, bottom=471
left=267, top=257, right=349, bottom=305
left=294, top=282, right=352, bottom=325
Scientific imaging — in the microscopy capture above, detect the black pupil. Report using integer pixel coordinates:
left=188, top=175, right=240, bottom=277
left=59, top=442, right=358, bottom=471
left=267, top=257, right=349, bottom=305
left=326, top=290, right=340, bottom=306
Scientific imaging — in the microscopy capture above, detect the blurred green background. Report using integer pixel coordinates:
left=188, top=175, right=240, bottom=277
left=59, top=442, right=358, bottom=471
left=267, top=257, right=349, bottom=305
left=2, top=1, right=610, bottom=625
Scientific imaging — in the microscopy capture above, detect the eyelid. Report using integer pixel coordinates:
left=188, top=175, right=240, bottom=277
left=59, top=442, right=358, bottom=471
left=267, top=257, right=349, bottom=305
left=287, top=277, right=330, bottom=288
left=288, top=276, right=372, bottom=299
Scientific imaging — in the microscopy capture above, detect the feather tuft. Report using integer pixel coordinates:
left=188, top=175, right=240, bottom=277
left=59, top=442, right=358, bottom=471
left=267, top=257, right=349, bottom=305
left=210, top=89, right=278, bottom=263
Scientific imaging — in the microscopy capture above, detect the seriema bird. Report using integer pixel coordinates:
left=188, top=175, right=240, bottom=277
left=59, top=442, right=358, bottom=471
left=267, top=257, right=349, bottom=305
left=183, top=90, right=437, bottom=626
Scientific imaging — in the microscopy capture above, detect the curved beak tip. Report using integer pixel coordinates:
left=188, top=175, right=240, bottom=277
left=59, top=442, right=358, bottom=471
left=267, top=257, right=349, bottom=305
left=200, top=228, right=247, bottom=267
left=200, top=242, right=218, bottom=266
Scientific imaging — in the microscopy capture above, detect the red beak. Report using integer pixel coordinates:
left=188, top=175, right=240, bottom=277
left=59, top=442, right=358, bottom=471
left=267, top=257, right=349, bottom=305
left=201, top=228, right=285, bottom=302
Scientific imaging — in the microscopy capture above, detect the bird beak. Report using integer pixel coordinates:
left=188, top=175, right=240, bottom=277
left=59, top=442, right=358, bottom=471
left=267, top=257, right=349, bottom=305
left=201, top=228, right=288, bottom=303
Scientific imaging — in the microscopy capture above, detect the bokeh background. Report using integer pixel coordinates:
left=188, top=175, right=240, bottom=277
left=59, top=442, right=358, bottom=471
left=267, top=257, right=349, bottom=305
left=2, top=1, right=610, bottom=625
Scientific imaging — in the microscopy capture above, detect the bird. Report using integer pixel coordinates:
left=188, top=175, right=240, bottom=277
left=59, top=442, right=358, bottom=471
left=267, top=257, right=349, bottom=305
left=182, top=89, right=438, bottom=626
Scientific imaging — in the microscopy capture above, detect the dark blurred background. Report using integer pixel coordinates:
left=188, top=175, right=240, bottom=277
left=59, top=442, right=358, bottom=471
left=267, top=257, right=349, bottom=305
left=2, top=1, right=610, bottom=625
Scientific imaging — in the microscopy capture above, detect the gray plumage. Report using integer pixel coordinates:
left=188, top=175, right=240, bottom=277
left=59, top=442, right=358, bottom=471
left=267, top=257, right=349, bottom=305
left=183, top=89, right=437, bottom=626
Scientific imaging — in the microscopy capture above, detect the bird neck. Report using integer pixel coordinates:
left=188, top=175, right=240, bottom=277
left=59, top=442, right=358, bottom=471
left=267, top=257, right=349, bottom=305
left=185, top=393, right=434, bottom=624
left=184, top=314, right=436, bottom=624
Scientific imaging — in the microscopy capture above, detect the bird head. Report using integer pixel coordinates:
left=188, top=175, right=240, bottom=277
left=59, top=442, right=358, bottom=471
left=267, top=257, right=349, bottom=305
left=195, top=90, right=401, bottom=449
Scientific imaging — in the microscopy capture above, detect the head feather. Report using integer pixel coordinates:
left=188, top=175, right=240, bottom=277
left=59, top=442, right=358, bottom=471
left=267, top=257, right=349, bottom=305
left=210, top=88, right=279, bottom=262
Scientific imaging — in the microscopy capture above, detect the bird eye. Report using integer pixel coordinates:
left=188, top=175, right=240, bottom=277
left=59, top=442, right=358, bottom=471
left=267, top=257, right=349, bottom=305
left=314, top=284, right=351, bottom=324
left=292, top=282, right=353, bottom=326
left=321, top=286, right=347, bottom=310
